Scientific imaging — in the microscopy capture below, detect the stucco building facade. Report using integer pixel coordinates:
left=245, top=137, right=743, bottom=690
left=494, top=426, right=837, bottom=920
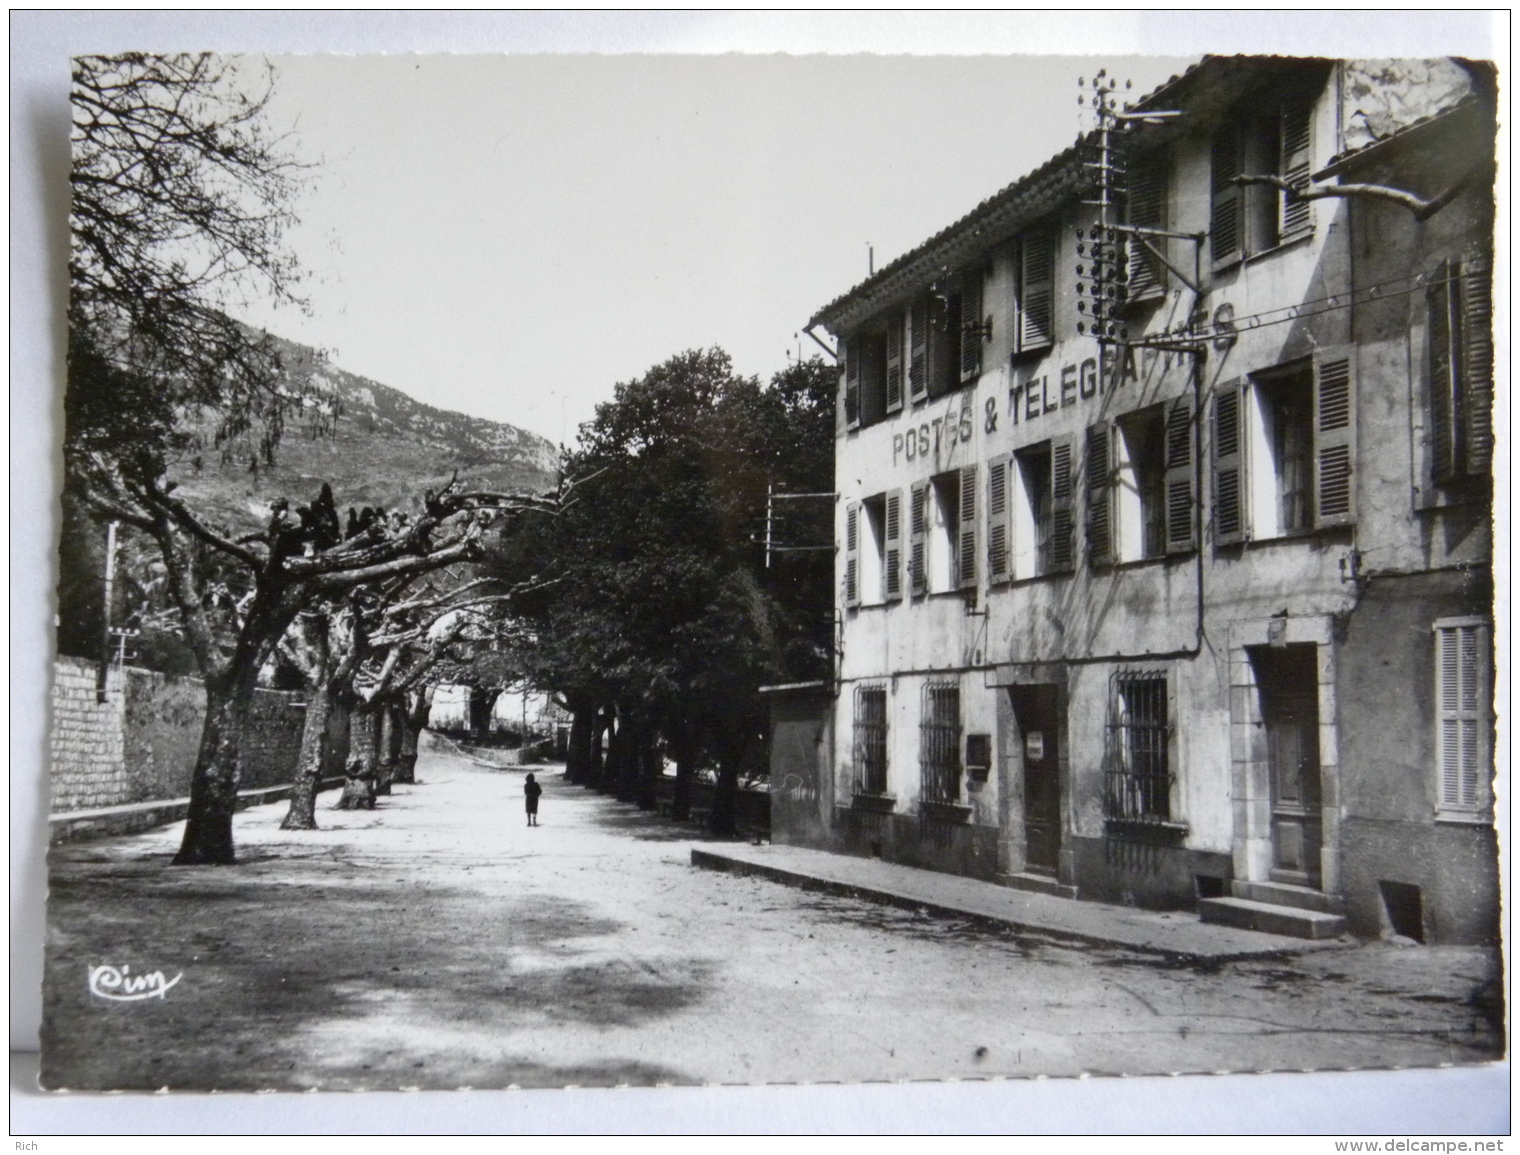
left=776, top=56, right=1498, bottom=945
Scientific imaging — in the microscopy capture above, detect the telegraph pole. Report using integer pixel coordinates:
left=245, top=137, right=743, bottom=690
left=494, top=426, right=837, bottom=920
left=96, top=520, right=118, bottom=703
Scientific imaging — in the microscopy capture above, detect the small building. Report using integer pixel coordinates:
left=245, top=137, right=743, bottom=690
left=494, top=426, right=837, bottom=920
left=778, top=56, right=1497, bottom=945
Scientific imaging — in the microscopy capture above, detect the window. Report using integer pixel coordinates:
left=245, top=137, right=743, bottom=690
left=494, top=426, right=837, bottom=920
left=843, top=330, right=888, bottom=430
left=1427, top=257, right=1494, bottom=484
left=919, top=681, right=962, bottom=804
left=854, top=685, right=889, bottom=796
left=1106, top=672, right=1171, bottom=822
left=910, top=470, right=976, bottom=594
left=1124, top=154, right=1169, bottom=302
left=1213, top=348, right=1357, bottom=544
left=916, top=270, right=986, bottom=400
left=1211, top=95, right=1315, bottom=267
left=1434, top=618, right=1491, bottom=818
left=1256, top=366, right=1315, bottom=535
left=927, top=288, right=961, bottom=400
left=898, top=284, right=975, bottom=407
left=1013, top=227, right=1056, bottom=356
left=1007, top=438, right=1074, bottom=578
left=1088, top=401, right=1192, bottom=566
left=845, top=492, right=903, bottom=608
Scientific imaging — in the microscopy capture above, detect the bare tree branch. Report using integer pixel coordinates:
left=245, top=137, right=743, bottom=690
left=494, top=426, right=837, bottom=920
left=1233, top=164, right=1489, bottom=221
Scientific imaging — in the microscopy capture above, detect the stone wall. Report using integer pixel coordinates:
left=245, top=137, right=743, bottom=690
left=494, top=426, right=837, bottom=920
left=50, top=656, right=341, bottom=814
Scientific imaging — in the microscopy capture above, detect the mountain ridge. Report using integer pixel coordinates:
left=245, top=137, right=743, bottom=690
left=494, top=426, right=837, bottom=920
left=169, top=336, right=560, bottom=529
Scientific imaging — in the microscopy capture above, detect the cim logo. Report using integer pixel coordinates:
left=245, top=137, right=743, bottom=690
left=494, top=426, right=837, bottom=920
left=88, top=963, right=182, bottom=1003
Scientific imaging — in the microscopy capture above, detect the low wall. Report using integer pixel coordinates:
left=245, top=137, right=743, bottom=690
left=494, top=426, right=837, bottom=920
left=50, top=656, right=348, bottom=822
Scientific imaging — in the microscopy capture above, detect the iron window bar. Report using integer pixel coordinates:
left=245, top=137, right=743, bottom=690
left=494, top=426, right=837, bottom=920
left=853, top=684, right=889, bottom=797
left=1106, top=670, right=1172, bottom=824
left=919, top=681, right=963, bottom=805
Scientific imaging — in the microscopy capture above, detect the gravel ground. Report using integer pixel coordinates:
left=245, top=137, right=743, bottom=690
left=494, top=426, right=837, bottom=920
left=41, top=736, right=1504, bottom=1091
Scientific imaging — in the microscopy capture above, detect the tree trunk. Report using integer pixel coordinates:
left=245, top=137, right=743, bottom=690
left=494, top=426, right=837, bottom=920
left=375, top=702, right=402, bottom=793
left=671, top=728, right=696, bottom=822
left=173, top=668, right=258, bottom=865
left=280, top=676, right=334, bottom=830
left=588, top=707, right=609, bottom=789
left=565, top=699, right=593, bottom=784
left=351, top=703, right=380, bottom=776
left=616, top=711, right=642, bottom=803
left=637, top=729, right=661, bottom=811
left=710, top=731, right=749, bottom=838
left=602, top=709, right=628, bottom=796
left=394, top=691, right=427, bottom=785
left=468, top=686, right=501, bottom=739
left=710, top=759, right=740, bottom=837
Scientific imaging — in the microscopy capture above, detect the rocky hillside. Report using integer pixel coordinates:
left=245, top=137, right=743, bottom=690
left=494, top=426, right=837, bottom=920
left=168, top=337, right=560, bottom=529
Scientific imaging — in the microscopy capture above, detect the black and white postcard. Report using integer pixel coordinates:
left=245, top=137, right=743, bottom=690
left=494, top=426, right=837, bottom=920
left=17, top=11, right=1507, bottom=1135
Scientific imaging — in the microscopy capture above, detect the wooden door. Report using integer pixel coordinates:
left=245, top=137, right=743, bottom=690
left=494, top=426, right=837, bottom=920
left=1011, top=685, right=1062, bottom=874
left=1257, top=646, right=1323, bottom=887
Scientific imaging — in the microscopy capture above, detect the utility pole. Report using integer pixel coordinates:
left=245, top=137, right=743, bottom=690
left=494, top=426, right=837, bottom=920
left=96, top=520, right=118, bottom=703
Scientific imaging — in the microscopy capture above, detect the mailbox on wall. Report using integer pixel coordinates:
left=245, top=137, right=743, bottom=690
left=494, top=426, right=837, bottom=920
left=965, top=732, right=992, bottom=781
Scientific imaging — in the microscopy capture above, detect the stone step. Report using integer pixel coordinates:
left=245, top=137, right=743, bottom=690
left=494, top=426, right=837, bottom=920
left=1000, top=871, right=1078, bottom=900
left=1233, top=879, right=1345, bottom=915
left=1198, top=896, right=1347, bottom=940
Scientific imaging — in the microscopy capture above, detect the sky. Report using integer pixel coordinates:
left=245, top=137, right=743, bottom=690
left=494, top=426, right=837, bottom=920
left=238, top=54, right=1199, bottom=446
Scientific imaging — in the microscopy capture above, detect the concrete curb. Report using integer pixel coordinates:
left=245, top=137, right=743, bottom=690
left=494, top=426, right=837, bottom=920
left=691, top=847, right=1348, bottom=964
left=48, top=777, right=347, bottom=844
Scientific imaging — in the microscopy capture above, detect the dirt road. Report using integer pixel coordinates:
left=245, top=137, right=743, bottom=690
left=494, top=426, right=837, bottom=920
left=42, top=736, right=1503, bottom=1091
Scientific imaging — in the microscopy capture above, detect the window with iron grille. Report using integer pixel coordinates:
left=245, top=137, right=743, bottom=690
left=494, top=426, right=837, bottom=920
left=853, top=685, right=889, bottom=796
left=919, top=682, right=962, bottom=804
left=1106, top=672, right=1171, bottom=822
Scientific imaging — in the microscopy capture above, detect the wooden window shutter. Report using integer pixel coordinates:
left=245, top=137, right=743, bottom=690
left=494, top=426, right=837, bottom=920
left=1436, top=622, right=1486, bottom=809
left=908, top=299, right=929, bottom=403
left=883, top=490, right=903, bottom=601
left=960, top=272, right=984, bottom=383
left=926, top=292, right=955, bottom=399
left=987, top=454, right=1011, bottom=584
left=1164, top=394, right=1197, bottom=553
left=1126, top=159, right=1166, bottom=299
left=1428, top=261, right=1460, bottom=481
left=1460, top=256, right=1494, bottom=475
left=957, top=465, right=977, bottom=589
left=1210, top=128, right=1243, bottom=266
left=1017, top=230, right=1055, bottom=352
left=1212, top=379, right=1248, bottom=545
left=885, top=312, right=905, bottom=414
left=1312, top=346, right=1357, bottom=527
left=1278, top=100, right=1313, bottom=237
left=908, top=482, right=928, bottom=595
left=1085, top=422, right=1114, bottom=568
left=843, top=502, right=861, bottom=607
left=843, top=339, right=861, bottom=429
left=1049, top=435, right=1075, bottom=573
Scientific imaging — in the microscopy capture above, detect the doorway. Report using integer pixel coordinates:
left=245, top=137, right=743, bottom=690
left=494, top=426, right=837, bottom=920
left=1251, top=644, right=1323, bottom=888
left=1009, top=685, right=1062, bottom=875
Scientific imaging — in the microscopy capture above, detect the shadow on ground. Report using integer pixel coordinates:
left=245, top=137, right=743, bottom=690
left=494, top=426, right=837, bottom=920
left=42, top=845, right=703, bottom=1091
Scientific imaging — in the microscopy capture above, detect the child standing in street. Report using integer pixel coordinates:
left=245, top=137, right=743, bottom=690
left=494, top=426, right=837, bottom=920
left=524, top=773, right=542, bottom=826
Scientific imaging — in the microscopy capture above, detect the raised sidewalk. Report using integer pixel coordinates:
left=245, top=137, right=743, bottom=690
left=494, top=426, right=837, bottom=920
left=48, top=777, right=345, bottom=844
left=692, top=842, right=1348, bottom=963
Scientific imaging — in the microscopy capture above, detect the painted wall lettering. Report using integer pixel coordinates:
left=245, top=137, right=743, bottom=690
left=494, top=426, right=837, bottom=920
left=890, top=399, right=976, bottom=468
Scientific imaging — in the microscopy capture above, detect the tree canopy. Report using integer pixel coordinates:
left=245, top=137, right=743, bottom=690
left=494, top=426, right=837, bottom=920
left=69, top=53, right=311, bottom=472
left=505, top=349, right=835, bottom=827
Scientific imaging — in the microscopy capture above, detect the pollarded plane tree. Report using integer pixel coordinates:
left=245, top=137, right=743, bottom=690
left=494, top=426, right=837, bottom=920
left=79, top=432, right=561, bottom=861
left=337, top=565, right=536, bottom=804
